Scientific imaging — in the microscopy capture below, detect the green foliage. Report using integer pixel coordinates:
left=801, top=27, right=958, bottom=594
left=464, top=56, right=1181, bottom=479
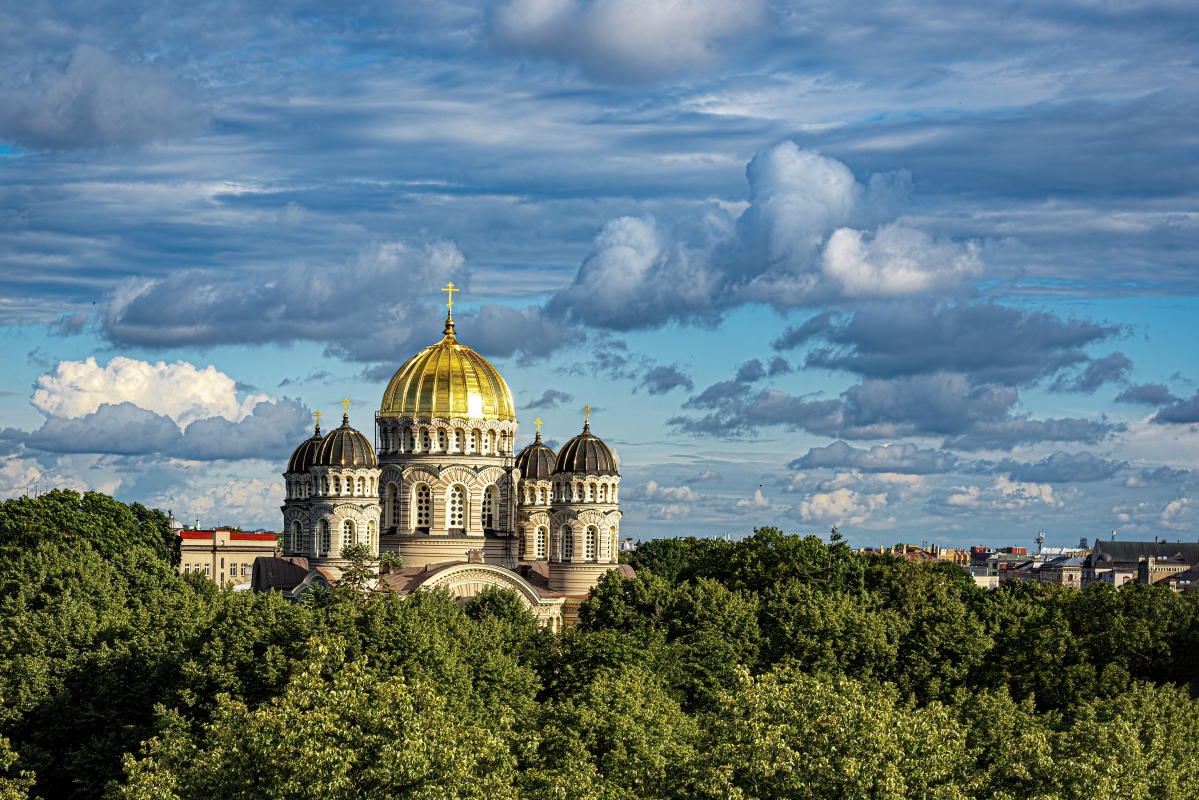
left=2, top=497, right=1199, bottom=800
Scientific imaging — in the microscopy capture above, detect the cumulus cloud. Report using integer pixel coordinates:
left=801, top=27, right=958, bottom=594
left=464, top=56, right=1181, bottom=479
left=936, top=476, right=1060, bottom=512
left=797, top=487, right=887, bottom=526
left=0, top=46, right=204, bottom=150
left=624, top=480, right=702, bottom=519
left=493, top=0, right=766, bottom=82
left=686, top=469, right=721, bottom=483
left=547, top=143, right=975, bottom=330
left=1124, top=466, right=1191, bottom=488
left=32, top=357, right=269, bottom=430
left=523, top=389, right=575, bottom=410
left=1049, top=352, right=1133, bottom=394
left=766, top=356, right=791, bottom=377
left=735, top=359, right=766, bottom=383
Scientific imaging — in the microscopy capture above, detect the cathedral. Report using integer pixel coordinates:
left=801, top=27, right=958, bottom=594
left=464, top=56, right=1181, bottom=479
left=272, top=284, right=626, bottom=628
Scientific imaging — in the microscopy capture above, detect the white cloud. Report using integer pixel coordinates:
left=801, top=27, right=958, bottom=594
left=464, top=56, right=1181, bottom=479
left=798, top=487, right=887, bottom=526
left=942, top=476, right=1059, bottom=511
left=31, top=357, right=270, bottom=430
left=152, top=477, right=284, bottom=529
left=495, top=0, right=766, bottom=82
left=821, top=223, right=981, bottom=298
left=628, top=480, right=701, bottom=503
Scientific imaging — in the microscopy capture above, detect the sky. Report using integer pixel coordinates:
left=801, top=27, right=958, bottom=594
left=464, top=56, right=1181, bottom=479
left=1, top=0, right=1198, bottom=550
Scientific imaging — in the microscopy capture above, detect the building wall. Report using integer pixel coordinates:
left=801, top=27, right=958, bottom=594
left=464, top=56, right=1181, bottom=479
left=179, top=530, right=279, bottom=585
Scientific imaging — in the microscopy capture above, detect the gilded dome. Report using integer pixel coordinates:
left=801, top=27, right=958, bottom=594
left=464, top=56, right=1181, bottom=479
left=313, top=414, right=377, bottom=467
left=287, top=422, right=323, bottom=473
left=516, top=431, right=556, bottom=480
left=553, top=422, right=618, bottom=476
left=380, top=315, right=516, bottom=422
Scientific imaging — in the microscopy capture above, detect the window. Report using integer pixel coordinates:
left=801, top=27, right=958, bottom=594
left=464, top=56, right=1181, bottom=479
left=302, top=524, right=311, bottom=554
left=356, top=477, right=364, bottom=495
left=586, top=484, right=593, bottom=502
left=291, top=521, right=301, bottom=553
left=415, top=484, right=431, bottom=527
left=342, top=520, right=355, bottom=550
left=598, top=484, right=606, bottom=502
left=230, top=562, right=237, bottom=576
left=536, top=488, right=544, bottom=505
left=438, top=430, right=447, bottom=451
left=242, top=564, right=251, bottom=576
left=470, top=430, right=478, bottom=452
left=184, top=563, right=190, bottom=573
left=386, top=483, right=399, bottom=528
left=482, top=486, right=496, bottom=529
left=368, top=520, right=377, bottom=550
left=204, top=564, right=211, bottom=577
left=584, top=527, right=597, bottom=561
left=450, top=430, right=460, bottom=452
left=448, top=486, right=465, bottom=528
left=535, top=528, right=547, bottom=559
left=421, top=429, right=430, bottom=451
left=319, top=519, right=330, bottom=554
left=482, top=432, right=490, bottom=454
left=561, top=525, right=574, bottom=560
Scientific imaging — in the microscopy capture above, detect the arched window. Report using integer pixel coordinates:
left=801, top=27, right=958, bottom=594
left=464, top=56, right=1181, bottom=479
left=414, top=484, right=431, bottom=528
left=421, top=429, right=430, bottom=451
left=386, top=483, right=399, bottom=528
left=598, top=484, right=605, bottom=502
left=536, top=487, right=544, bottom=505
left=482, top=486, right=496, bottom=529
left=438, top=430, right=447, bottom=451
left=584, top=526, right=597, bottom=561
left=470, top=430, right=478, bottom=453
left=290, top=521, right=301, bottom=553
left=332, top=476, right=341, bottom=495
left=318, top=519, right=330, bottom=554
left=610, top=527, right=619, bottom=561
left=482, top=432, right=490, bottom=454
left=535, top=527, right=547, bottom=559
left=367, top=520, right=376, bottom=550
left=586, top=484, right=593, bottom=502
left=342, top=520, right=355, bottom=550
left=355, top=477, right=362, bottom=495
left=561, top=525, right=574, bottom=561
left=448, top=486, right=465, bottom=529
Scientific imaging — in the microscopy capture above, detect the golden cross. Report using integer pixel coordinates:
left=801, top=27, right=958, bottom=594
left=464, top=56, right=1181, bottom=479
left=583, top=405, right=592, bottom=424
left=342, top=398, right=350, bottom=415
left=442, top=282, right=459, bottom=313
left=313, top=410, right=321, bottom=427
left=535, top=417, right=542, bottom=434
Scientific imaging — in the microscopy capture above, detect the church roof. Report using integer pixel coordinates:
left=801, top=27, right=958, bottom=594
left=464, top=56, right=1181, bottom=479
left=515, top=431, right=556, bottom=480
left=379, top=312, right=516, bottom=422
left=1087, top=540, right=1199, bottom=565
left=287, top=422, right=323, bottom=473
left=313, top=414, right=376, bottom=467
left=553, top=421, right=618, bottom=476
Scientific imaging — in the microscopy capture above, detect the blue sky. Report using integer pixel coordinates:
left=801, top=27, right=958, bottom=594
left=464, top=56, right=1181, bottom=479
left=1, top=0, right=1198, bottom=549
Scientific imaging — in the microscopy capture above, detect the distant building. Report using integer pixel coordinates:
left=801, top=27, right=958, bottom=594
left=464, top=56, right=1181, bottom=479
left=178, top=520, right=279, bottom=586
left=1039, top=556, right=1085, bottom=587
left=1083, top=540, right=1199, bottom=588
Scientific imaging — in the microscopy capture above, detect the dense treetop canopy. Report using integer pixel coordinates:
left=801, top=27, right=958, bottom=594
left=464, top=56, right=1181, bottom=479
left=0, top=492, right=1197, bottom=799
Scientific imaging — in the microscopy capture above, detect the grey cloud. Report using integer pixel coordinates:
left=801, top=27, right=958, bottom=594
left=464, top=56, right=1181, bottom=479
left=772, top=312, right=835, bottom=351
left=523, top=389, right=574, bottom=410
left=801, top=300, right=1118, bottom=386
left=767, top=356, right=791, bottom=377
left=27, top=348, right=54, bottom=368
left=674, top=372, right=1114, bottom=450
left=357, top=364, right=398, bottom=384
left=1125, top=466, right=1192, bottom=488
left=1115, top=383, right=1179, bottom=406
left=0, top=46, right=203, bottom=150
left=998, top=451, right=1125, bottom=483
left=455, top=304, right=584, bottom=360
left=19, top=399, right=310, bottom=461
left=686, top=469, right=721, bottom=483
left=638, top=366, right=694, bottom=395
left=1049, top=352, right=1133, bottom=394
left=25, top=402, right=182, bottom=455
left=735, top=359, right=765, bottom=383
left=941, top=418, right=1118, bottom=452
left=1153, top=391, right=1199, bottom=425
left=48, top=312, right=88, bottom=338
left=175, top=399, right=310, bottom=461
left=790, top=441, right=959, bottom=474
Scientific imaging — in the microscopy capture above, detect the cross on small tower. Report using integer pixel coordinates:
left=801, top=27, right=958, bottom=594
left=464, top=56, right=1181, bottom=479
left=583, top=405, right=592, bottom=425
left=342, top=398, right=351, bottom=416
left=442, top=282, right=459, bottom=313
left=313, top=410, right=321, bottom=428
left=535, top=417, right=542, bottom=434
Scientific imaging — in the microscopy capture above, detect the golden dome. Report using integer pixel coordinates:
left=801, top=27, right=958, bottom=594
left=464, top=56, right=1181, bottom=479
left=380, top=315, right=516, bottom=422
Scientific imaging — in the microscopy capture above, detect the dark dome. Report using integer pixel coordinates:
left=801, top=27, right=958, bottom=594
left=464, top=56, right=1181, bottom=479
left=516, top=431, right=556, bottom=480
left=553, top=422, right=618, bottom=476
left=313, top=414, right=377, bottom=467
left=287, top=423, right=323, bottom=473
